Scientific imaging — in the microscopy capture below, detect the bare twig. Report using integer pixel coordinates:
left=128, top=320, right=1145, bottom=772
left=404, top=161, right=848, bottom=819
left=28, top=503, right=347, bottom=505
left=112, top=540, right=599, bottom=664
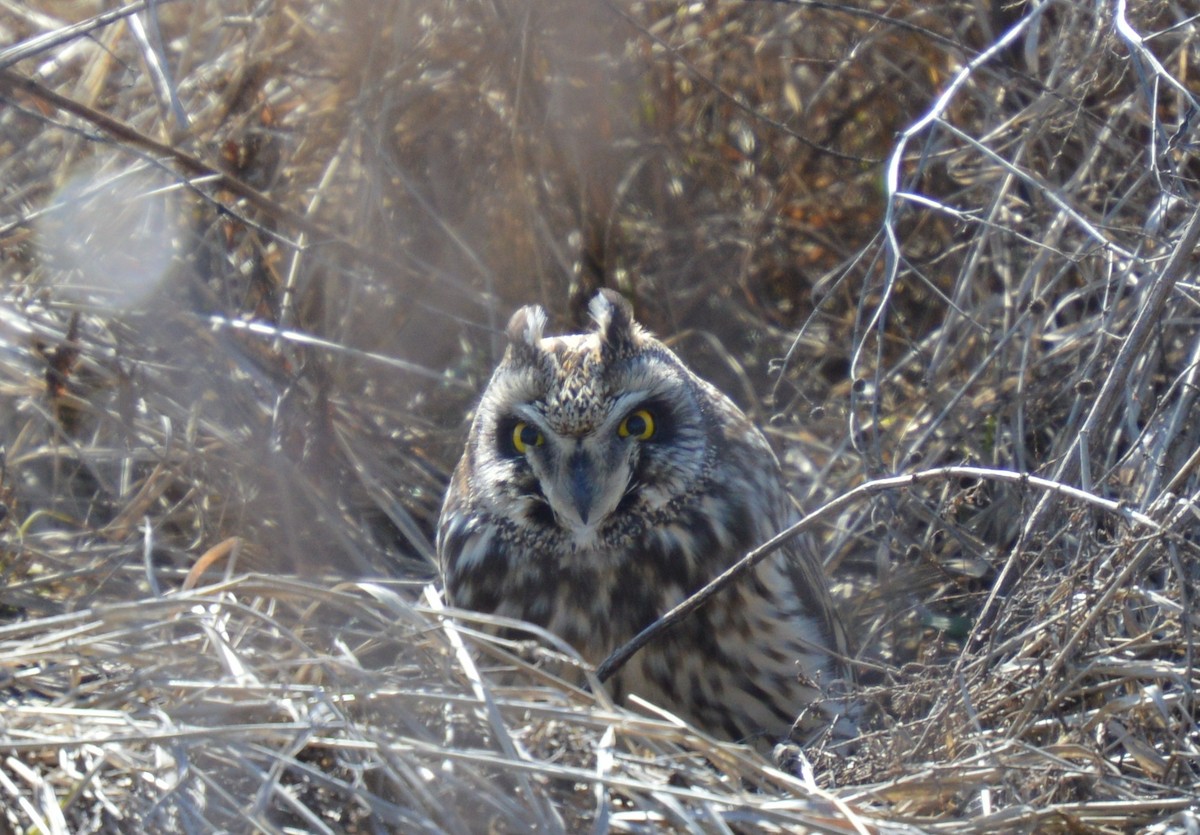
left=598, top=465, right=1169, bottom=683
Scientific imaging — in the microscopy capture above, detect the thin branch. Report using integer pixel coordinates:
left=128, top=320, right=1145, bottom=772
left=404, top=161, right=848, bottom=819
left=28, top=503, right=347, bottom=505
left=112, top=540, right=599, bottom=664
left=0, top=68, right=462, bottom=298
left=0, top=1, right=176, bottom=70
left=596, top=465, right=1170, bottom=683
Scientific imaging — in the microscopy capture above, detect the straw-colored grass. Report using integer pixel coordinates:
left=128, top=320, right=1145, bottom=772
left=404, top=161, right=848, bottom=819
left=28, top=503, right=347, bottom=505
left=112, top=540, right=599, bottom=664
left=1, top=0, right=1197, bottom=831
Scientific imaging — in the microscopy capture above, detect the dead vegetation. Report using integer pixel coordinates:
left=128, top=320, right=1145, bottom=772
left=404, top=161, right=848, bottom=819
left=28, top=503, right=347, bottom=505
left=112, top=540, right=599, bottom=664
left=0, top=0, right=1197, bottom=831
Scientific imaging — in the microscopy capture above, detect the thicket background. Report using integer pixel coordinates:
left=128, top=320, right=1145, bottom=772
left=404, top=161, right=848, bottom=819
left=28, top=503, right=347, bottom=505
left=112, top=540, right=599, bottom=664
left=0, top=0, right=1197, bottom=831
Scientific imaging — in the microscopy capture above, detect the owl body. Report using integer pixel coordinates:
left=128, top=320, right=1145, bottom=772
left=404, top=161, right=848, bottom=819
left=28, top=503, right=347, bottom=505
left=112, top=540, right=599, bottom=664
left=438, top=291, right=852, bottom=745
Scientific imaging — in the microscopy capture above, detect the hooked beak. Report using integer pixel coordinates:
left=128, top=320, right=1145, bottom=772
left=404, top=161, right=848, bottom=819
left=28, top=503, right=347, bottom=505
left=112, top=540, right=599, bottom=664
left=567, top=448, right=596, bottom=525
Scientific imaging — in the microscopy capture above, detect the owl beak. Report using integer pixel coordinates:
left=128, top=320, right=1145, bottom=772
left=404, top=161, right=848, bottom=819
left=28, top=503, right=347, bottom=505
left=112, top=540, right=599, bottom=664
left=567, top=448, right=597, bottom=525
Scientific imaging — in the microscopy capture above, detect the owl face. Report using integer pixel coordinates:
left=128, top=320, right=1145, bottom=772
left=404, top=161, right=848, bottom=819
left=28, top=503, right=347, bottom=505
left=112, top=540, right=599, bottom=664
left=439, top=291, right=855, bottom=745
left=466, top=292, right=709, bottom=550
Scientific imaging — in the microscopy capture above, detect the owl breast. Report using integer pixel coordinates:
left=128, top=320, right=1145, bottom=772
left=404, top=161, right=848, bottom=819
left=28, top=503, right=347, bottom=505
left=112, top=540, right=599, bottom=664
left=437, top=290, right=854, bottom=747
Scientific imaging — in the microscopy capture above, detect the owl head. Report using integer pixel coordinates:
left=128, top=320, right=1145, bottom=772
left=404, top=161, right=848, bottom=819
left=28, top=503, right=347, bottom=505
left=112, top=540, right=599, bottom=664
left=465, top=290, right=714, bottom=548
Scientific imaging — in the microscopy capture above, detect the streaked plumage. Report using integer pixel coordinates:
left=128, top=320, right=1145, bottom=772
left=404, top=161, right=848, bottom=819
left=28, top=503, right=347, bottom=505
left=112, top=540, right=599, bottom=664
left=438, top=290, right=853, bottom=746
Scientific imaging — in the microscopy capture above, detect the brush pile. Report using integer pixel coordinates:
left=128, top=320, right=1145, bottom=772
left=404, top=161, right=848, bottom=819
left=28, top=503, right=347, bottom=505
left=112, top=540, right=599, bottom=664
left=0, top=0, right=1196, bottom=831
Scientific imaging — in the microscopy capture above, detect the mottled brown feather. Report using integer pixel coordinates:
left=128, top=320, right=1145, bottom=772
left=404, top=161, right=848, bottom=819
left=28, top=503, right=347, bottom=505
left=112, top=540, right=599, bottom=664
left=438, top=291, right=855, bottom=747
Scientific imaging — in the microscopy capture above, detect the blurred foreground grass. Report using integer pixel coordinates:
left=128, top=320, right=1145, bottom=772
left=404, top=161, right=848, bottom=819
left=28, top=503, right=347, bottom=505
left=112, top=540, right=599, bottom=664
left=0, top=0, right=1197, bottom=830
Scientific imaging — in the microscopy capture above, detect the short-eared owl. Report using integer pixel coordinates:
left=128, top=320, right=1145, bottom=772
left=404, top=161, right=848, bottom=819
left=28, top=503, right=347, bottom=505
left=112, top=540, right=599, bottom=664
left=438, top=290, right=852, bottom=746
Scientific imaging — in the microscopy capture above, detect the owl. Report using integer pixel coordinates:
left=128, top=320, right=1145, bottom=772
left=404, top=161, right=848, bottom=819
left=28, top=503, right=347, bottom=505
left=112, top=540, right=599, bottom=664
left=437, top=290, right=854, bottom=747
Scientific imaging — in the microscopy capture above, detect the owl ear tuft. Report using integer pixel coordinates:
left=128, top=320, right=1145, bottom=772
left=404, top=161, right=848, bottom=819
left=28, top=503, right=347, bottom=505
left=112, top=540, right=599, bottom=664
left=589, top=289, right=639, bottom=356
left=504, top=304, right=548, bottom=362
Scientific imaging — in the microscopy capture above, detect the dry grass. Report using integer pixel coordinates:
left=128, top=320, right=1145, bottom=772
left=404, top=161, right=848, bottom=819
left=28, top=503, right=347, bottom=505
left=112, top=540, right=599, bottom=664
left=1, top=0, right=1198, bottom=831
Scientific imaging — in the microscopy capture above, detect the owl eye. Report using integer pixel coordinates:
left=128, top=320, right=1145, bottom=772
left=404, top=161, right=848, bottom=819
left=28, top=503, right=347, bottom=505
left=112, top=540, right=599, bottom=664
left=618, top=408, right=655, bottom=441
left=511, top=421, right=544, bottom=453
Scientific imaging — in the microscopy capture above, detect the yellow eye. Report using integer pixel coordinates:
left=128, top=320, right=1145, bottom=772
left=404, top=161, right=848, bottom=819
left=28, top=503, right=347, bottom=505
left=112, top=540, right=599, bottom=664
left=618, top=408, right=655, bottom=440
left=511, top=421, right=543, bottom=453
